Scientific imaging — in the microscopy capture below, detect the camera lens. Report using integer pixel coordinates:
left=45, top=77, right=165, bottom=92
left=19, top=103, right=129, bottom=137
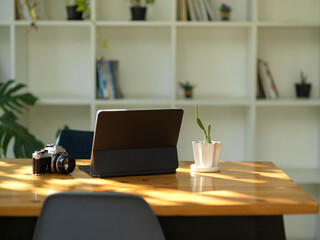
left=55, top=155, right=76, bottom=174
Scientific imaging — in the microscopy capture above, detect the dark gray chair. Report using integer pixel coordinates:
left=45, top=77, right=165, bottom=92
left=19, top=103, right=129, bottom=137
left=56, top=129, right=94, bottom=159
left=33, top=192, right=165, bottom=240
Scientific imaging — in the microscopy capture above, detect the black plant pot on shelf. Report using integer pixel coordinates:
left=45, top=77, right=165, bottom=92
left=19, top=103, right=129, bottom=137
left=66, top=5, right=83, bottom=20
left=131, top=7, right=147, bottom=20
left=295, top=83, right=312, bottom=98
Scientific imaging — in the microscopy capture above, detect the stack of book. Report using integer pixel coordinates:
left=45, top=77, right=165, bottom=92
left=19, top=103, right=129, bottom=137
left=15, top=0, right=48, bottom=20
left=177, top=0, right=215, bottom=21
left=257, top=59, right=279, bottom=99
left=96, top=57, right=124, bottom=100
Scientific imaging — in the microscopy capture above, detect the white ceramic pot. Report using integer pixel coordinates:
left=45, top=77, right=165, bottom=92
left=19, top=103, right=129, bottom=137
left=192, top=141, right=221, bottom=171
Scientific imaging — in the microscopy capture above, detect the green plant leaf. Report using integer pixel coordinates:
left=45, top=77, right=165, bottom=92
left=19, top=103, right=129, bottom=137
left=0, top=80, right=12, bottom=96
left=0, top=111, right=43, bottom=158
left=0, top=80, right=37, bottom=114
left=195, top=104, right=213, bottom=143
left=197, top=117, right=205, bottom=131
left=0, top=80, right=43, bottom=158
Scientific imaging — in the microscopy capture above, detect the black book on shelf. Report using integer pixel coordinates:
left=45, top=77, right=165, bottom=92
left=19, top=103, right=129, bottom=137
left=257, top=73, right=266, bottom=99
left=111, top=61, right=124, bottom=99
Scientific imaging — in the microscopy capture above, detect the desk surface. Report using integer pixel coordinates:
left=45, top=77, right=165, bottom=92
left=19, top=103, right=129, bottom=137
left=0, top=159, right=318, bottom=217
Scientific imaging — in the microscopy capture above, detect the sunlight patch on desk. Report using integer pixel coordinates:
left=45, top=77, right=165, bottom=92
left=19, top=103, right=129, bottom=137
left=258, top=172, right=290, bottom=180
left=0, top=161, right=16, bottom=167
left=5, top=173, right=34, bottom=181
left=201, top=173, right=267, bottom=184
left=14, top=166, right=32, bottom=175
left=76, top=178, right=120, bottom=185
left=0, top=180, right=32, bottom=191
left=33, top=187, right=63, bottom=196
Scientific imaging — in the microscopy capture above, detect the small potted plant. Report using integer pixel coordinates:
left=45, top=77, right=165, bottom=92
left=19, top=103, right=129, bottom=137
left=295, top=71, right=312, bottom=98
left=65, top=0, right=90, bottom=20
left=128, top=0, right=155, bottom=21
left=219, top=3, right=232, bottom=21
left=191, top=104, right=221, bottom=172
left=179, top=81, right=195, bottom=99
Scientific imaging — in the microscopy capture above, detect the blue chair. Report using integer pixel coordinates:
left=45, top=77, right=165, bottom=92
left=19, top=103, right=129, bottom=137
left=56, top=129, right=94, bottom=159
left=33, top=192, right=165, bottom=240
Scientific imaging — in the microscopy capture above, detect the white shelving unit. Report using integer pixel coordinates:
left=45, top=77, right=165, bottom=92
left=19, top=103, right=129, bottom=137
left=0, top=0, right=319, bottom=238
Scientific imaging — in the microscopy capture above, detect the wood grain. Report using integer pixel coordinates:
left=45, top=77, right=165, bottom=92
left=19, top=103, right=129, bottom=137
left=0, top=159, right=318, bottom=217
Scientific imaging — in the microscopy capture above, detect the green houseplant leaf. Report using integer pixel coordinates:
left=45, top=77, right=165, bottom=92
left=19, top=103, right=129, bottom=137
left=195, top=104, right=212, bottom=143
left=0, top=80, right=43, bottom=158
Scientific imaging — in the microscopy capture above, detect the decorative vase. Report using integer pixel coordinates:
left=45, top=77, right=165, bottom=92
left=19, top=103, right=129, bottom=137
left=295, top=83, right=311, bottom=98
left=66, top=5, right=83, bottom=20
left=221, top=12, right=230, bottom=21
left=191, top=141, right=221, bottom=172
left=184, top=89, right=193, bottom=99
left=131, top=7, right=147, bottom=21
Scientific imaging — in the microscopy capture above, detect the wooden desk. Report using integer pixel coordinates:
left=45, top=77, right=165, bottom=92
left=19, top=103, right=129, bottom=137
left=0, top=159, right=318, bottom=240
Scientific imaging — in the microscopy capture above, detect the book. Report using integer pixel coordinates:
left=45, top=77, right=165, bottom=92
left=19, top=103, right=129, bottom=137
left=203, top=0, right=215, bottom=21
left=103, top=59, right=112, bottom=99
left=19, top=0, right=32, bottom=20
left=258, top=60, right=278, bottom=99
left=96, top=57, right=107, bottom=99
left=96, top=63, right=101, bottom=99
left=265, top=62, right=279, bottom=97
left=177, top=0, right=181, bottom=20
left=107, top=60, right=117, bottom=99
left=197, top=0, right=208, bottom=21
left=111, top=61, right=124, bottom=99
left=96, top=57, right=124, bottom=100
left=96, top=58, right=101, bottom=99
left=257, top=72, right=266, bottom=99
left=180, top=0, right=188, bottom=21
left=186, top=0, right=196, bottom=21
left=16, top=0, right=25, bottom=20
left=257, top=60, right=270, bottom=99
left=192, top=0, right=202, bottom=21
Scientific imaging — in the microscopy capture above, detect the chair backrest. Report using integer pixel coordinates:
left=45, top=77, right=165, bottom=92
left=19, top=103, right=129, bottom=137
left=56, top=129, right=94, bottom=159
left=33, top=192, right=165, bottom=240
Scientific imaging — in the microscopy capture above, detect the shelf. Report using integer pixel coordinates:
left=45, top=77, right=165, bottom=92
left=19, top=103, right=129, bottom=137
left=14, top=20, right=92, bottom=27
left=257, top=22, right=320, bottom=28
left=36, top=96, right=91, bottom=106
left=176, top=21, right=253, bottom=28
left=282, top=168, right=320, bottom=184
left=95, top=97, right=172, bottom=106
left=96, top=21, right=172, bottom=27
left=175, top=97, right=251, bottom=106
left=256, top=98, right=320, bottom=106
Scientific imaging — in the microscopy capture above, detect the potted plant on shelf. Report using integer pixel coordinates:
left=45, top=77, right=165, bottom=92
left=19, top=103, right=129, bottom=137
left=219, top=3, right=232, bottom=21
left=0, top=80, right=43, bottom=158
left=179, top=81, right=195, bottom=99
left=65, top=0, right=90, bottom=20
left=295, top=71, right=312, bottom=98
left=128, top=0, right=155, bottom=21
left=191, top=104, right=221, bottom=172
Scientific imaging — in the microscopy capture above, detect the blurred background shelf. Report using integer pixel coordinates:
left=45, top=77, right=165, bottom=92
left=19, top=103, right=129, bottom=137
left=1, top=0, right=319, bottom=238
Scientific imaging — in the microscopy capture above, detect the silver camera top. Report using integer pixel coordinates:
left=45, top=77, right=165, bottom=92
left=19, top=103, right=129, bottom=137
left=45, top=144, right=67, bottom=155
left=32, top=144, right=67, bottom=160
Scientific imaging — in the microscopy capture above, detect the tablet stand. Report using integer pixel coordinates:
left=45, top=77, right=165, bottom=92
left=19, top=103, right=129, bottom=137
left=79, top=147, right=178, bottom=178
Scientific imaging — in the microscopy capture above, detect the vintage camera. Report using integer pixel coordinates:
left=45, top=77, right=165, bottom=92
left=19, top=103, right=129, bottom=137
left=32, top=144, right=76, bottom=175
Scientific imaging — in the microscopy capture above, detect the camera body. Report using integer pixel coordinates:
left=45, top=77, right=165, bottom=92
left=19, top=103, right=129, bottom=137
left=32, top=144, right=75, bottom=175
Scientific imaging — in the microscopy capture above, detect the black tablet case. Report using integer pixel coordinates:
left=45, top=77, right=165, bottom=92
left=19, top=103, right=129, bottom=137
left=79, top=109, right=183, bottom=178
